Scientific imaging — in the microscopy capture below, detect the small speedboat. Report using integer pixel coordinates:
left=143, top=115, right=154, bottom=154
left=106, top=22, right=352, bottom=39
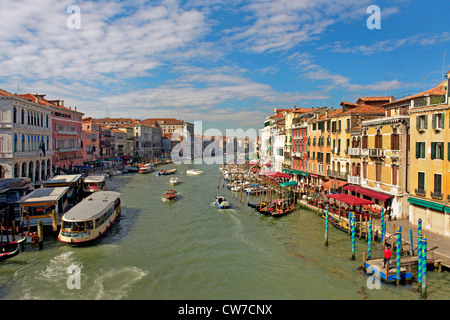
left=164, top=190, right=177, bottom=200
left=187, top=169, right=203, bottom=175
left=170, top=177, right=180, bottom=185
left=215, top=196, right=230, bottom=209
left=139, top=164, right=154, bottom=174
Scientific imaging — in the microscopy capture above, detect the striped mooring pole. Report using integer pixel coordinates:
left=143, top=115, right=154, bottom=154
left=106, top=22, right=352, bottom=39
left=351, top=213, right=356, bottom=260
left=410, top=229, right=414, bottom=256
left=422, top=237, right=427, bottom=298
left=367, top=220, right=372, bottom=259
left=325, top=206, right=329, bottom=246
left=417, top=233, right=423, bottom=290
left=396, top=226, right=402, bottom=285
left=418, top=218, right=422, bottom=236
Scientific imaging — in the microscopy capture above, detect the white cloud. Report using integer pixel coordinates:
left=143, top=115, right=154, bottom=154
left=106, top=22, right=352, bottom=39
left=225, top=0, right=373, bottom=53
left=0, top=0, right=210, bottom=83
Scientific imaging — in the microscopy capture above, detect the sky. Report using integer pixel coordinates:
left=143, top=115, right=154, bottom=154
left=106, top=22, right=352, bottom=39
left=0, top=0, right=449, bottom=133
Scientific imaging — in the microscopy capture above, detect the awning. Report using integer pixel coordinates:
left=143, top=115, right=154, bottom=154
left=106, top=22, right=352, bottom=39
left=408, top=197, right=445, bottom=212
left=282, top=169, right=293, bottom=174
left=268, top=172, right=292, bottom=179
left=249, top=160, right=258, bottom=165
left=280, top=181, right=298, bottom=187
left=260, top=171, right=277, bottom=176
left=322, top=179, right=347, bottom=189
left=265, top=163, right=272, bottom=167
left=343, top=185, right=392, bottom=202
left=326, top=194, right=374, bottom=206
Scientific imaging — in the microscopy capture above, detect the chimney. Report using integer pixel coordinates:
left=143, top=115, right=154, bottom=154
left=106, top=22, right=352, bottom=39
left=61, top=100, right=65, bottom=107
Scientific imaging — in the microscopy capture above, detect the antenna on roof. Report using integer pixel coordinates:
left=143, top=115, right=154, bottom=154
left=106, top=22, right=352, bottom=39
left=17, top=83, right=20, bottom=95
left=442, top=52, right=446, bottom=79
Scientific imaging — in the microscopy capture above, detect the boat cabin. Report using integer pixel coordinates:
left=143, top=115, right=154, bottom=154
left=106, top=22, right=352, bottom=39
left=44, top=174, right=83, bottom=204
left=83, top=175, right=107, bottom=193
left=59, top=191, right=121, bottom=244
left=18, top=186, right=69, bottom=228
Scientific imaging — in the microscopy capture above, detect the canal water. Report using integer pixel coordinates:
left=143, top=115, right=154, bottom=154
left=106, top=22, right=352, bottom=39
left=0, top=162, right=449, bottom=300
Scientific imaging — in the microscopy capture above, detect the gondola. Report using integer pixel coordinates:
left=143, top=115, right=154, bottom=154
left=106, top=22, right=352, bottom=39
left=256, top=204, right=275, bottom=215
left=0, top=238, right=25, bottom=262
left=271, top=204, right=295, bottom=217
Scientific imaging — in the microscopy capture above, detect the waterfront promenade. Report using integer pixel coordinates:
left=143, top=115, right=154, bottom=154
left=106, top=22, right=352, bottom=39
left=374, top=218, right=450, bottom=271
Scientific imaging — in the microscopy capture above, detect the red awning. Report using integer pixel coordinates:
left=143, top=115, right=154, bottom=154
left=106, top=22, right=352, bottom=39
left=268, top=172, right=292, bottom=179
left=343, top=185, right=391, bottom=202
left=326, top=194, right=374, bottom=206
left=265, top=163, right=272, bottom=167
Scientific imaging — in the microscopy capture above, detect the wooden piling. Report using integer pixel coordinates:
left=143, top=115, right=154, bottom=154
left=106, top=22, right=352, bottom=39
left=52, top=210, right=58, bottom=233
left=38, top=220, right=44, bottom=250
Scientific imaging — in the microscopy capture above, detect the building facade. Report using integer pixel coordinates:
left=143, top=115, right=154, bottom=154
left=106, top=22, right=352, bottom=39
left=0, top=90, right=53, bottom=184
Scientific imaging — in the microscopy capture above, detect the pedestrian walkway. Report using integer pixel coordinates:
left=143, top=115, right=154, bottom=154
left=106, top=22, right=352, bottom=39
left=372, top=218, right=450, bottom=271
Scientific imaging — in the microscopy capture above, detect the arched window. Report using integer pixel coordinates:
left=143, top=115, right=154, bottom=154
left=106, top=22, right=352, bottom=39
left=391, top=128, right=399, bottom=151
left=21, top=109, right=25, bottom=124
left=22, top=135, right=25, bottom=151
left=362, top=132, right=368, bottom=149
left=375, top=130, right=382, bottom=149
left=13, top=107, right=17, bottom=123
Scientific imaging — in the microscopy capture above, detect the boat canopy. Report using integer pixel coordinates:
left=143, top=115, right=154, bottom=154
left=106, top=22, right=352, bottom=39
left=84, top=175, right=106, bottom=183
left=62, top=191, right=121, bottom=222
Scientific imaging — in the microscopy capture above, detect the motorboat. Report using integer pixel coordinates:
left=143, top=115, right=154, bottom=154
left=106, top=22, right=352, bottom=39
left=83, top=175, right=107, bottom=193
left=164, top=190, right=177, bottom=200
left=187, top=169, right=203, bottom=175
left=139, top=164, right=154, bottom=174
left=170, top=177, right=180, bottom=185
left=214, top=196, right=230, bottom=209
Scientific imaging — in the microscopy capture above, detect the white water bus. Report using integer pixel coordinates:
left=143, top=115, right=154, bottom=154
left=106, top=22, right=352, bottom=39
left=58, top=191, right=121, bottom=244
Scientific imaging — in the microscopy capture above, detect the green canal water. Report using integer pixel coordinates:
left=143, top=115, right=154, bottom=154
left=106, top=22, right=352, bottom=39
left=0, top=163, right=449, bottom=300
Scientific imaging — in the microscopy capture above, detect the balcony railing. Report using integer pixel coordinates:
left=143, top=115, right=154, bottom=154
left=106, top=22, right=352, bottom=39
left=347, top=175, right=361, bottom=185
left=327, top=170, right=348, bottom=180
left=348, top=148, right=361, bottom=156
left=369, top=148, right=385, bottom=157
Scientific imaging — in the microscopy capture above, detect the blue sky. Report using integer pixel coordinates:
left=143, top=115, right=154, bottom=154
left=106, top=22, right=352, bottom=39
left=0, top=0, right=449, bottom=133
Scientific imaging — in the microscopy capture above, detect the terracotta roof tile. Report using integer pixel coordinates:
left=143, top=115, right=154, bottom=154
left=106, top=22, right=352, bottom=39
left=384, top=81, right=447, bottom=107
left=0, top=88, right=14, bottom=96
left=340, top=104, right=385, bottom=116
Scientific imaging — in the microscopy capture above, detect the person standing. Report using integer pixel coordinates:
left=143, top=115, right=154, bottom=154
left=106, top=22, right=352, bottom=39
left=384, top=246, right=392, bottom=268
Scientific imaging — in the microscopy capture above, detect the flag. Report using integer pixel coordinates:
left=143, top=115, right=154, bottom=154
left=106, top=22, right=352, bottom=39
left=41, top=142, right=46, bottom=157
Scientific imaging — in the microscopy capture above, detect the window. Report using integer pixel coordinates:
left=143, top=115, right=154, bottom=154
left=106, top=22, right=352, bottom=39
left=362, top=132, right=368, bottom=149
left=375, top=130, right=382, bottom=149
left=416, top=142, right=426, bottom=159
left=417, top=172, right=425, bottom=191
left=433, top=174, right=442, bottom=194
left=391, top=129, right=399, bottom=150
left=432, top=113, right=444, bottom=129
left=391, top=165, right=398, bottom=186
left=363, top=162, right=368, bottom=179
left=417, top=115, right=428, bottom=130
left=431, top=142, right=444, bottom=160
left=375, top=162, right=382, bottom=182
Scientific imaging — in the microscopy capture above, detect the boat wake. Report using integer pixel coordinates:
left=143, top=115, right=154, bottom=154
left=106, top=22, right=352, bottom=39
left=92, top=266, right=148, bottom=300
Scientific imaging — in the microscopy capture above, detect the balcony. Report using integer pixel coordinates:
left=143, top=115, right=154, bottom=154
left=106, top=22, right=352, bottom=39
left=431, top=191, right=443, bottom=200
left=327, top=170, right=348, bottom=180
left=369, top=148, right=385, bottom=157
left=348, top=148, right=361, bottom=156
left=347, top=175, right=361, bottom=185
left=414, top=188, right=426, bottom=196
